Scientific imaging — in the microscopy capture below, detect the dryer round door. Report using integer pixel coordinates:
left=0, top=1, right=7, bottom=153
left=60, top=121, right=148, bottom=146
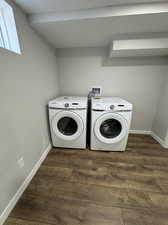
left=94, top=113, right=128, bottom=144
left=51, top=111, right=84, bottom=141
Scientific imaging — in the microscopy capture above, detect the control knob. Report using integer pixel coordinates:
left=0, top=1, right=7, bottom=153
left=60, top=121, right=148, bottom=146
left=64, top=103, right=69, bottom=108
left=110, top=105, right=115, bottom=110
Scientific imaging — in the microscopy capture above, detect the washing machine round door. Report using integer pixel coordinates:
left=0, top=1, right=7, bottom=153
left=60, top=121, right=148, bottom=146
left=94, top=113, right=128, bottom=144
left=51, top=111, right=84, bottom=141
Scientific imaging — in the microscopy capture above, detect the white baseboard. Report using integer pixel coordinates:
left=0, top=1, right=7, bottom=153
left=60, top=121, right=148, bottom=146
left=129, top=130, right=152, bottom=135
left=0, top=144, right=51, bottom=225
left=130, top=130, right=168, bottom=149
left=151, top=132, right=168, bottom=149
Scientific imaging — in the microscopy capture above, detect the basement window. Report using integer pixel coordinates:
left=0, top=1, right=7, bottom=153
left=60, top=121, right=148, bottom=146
left=0, top=0, right=21, bottom=54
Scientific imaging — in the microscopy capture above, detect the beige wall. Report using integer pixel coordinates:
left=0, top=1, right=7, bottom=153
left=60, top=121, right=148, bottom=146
left=57, top=48, right=168, bottom=132
left=152, top=75, right=168, bottom=143
left=0, top=2, right=59, bottom=216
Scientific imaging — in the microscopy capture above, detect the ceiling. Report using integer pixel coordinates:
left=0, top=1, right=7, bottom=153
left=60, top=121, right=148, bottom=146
left=30, top=14, right=168, bottom=48
left=13, top=0, right=167, bottom=14
left=13, top=0, right=168, bottom=49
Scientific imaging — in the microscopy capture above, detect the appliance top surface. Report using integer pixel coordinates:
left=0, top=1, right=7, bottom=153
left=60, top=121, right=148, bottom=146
left=92, top=97, right=133, bottom=110
left=49, top=96, right=87, bottom=108
left=50, top=96, right=87, bottom=103
left=92, top=97, right=130, bottom=104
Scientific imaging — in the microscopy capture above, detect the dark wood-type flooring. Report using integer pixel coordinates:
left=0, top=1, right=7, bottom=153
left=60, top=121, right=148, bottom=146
left=4, top=134, right=168, bottom=225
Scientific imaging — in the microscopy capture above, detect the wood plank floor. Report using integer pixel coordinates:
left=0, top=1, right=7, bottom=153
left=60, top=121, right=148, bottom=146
left=4, top=134, right=168, bottom=225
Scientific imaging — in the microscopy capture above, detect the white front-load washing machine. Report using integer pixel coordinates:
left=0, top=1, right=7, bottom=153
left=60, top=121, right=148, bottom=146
left=48, top=96, right=87, bottom=149
left=91, top=97, right=133, bottom=151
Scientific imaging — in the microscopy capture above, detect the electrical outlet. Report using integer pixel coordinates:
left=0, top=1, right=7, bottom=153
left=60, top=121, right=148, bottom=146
left=91, top=86, right=102, bottom=96
left=18, top=157, right=24, bottom=169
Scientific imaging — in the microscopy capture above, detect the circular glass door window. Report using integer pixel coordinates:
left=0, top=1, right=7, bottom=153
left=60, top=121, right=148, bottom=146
left=100, top=119, right=122, bottom=139
left=57, top=117, right=78, bottom=136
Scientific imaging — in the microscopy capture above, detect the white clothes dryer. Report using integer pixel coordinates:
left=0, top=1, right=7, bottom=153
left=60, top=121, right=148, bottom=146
left=91, top=97, right=133, bottom=151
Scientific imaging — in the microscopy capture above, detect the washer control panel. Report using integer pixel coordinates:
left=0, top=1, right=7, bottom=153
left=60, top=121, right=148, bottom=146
left=49, top=101, right=86, bottom=109
left=48, top=96, right=87, bottom=109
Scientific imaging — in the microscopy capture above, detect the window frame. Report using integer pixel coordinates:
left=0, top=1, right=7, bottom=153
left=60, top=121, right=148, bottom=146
left=0, top=0, right=21, bottom=54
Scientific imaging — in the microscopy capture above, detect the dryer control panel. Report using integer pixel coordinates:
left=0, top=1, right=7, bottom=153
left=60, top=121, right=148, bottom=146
left=92, top=97, right=133, bottom=111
